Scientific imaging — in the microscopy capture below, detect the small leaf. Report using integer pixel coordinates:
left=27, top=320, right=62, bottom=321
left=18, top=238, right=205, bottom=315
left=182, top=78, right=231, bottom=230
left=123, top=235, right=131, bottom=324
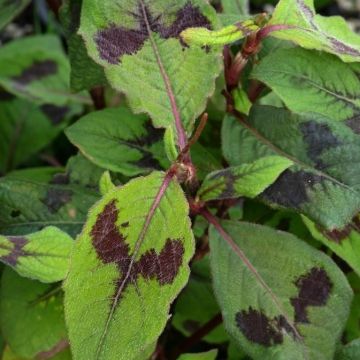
left=0, top=269, right=67, bottom=359
left=267, top=0, right=360, bottom=62
left=65, top=106, right=169, bottom=176
left=198, top=156, right=292, bottom=202
left=0, top=35, right=90, bottom=105
left=0, top=0, right=30, bottom=30
left=181, top=21, right=258, bottom=46
left=64, top=171, right=194, bottom=360
left=252, top=47, right=360, bottom=122
left=222, top=106, right=360, bottom=229
left=99, top=171, right=116, bottom=196
left=178, top=350, right=218, bottom=360
left=79, top=0, right=222, bottom=139
left=209, top=220, right=352, bottom=359
left=0, top=226, right=73, bottom=283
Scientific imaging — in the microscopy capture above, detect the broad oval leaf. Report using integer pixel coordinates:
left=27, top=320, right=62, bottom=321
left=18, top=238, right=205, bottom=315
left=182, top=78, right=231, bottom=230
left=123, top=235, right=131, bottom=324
left=209, top=220, right=352, bottom=360
left=0, top=35, right=90, bottom=105
left=65, top=106, right=169, bottom=176
left=0, top=226, right=73, bottom=283
left=64, top=171, right=194, bottom=360
left=197, top=156, right=292, bottom=202
left=0, top=269, right=67, bottom=359
left=268, top=0, right=360, bottom=62
left=79, top=0, right=222, bottom=137
left=222, top=106, right=360, bottom=229
left=252, top=47, right=360, bottom=122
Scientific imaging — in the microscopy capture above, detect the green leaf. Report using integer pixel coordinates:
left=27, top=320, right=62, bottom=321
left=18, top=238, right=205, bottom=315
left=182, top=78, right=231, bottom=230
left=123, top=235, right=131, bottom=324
left=198, top=156, right=292, bottom=202
left=0, top=97, right=81, bottom=173
left=60, top=0, right=107, bottom=92
left=178, top=350, right=218, bottom=360
left=0, top=35, right=90, bottom=105
left=99, top=171, right=116, bottom=196
left=303, top=216, right=360, bottom=277
left=252, top=48, right=360, bottom=122
left=65, top=106, right=169, bottom=176
left=336, top=339, right=360, bottom=360
left=0, top=0, right=30, bottom=30
left=64, top=171, right=194, bottom=360
left=222, top=106, right=360, bottom=229
left=0, top=269, right=67, bottom=359
left=78, top=0, right=222, bottom=138
left=209, top=220, right=352, bottom=360
left=268, top=0, right=360, bottom=62
left=173, top=257, right=228, bottom=344
left=222, top=0, right=249, bottom=16
left=344, top=273, right=360, bottom=342
left=0, top=168, right=99, bottom=236
left=180, top=20, right=258, bottom=46
left=0, top=227, right=73, bottom=283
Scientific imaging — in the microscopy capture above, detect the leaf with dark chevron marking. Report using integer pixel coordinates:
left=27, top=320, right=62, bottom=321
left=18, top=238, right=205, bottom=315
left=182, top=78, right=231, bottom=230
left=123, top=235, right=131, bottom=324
left=267, top=0, right=360, bottom=62
left=0, top=227, right=73, bottom=283
left=78, top=0, right=222, bottom=134
left=64, top=172, right=194, bottom=360
left=197, top=156, right=292, bottom=202
left=222, top=106, right=360, bottom=229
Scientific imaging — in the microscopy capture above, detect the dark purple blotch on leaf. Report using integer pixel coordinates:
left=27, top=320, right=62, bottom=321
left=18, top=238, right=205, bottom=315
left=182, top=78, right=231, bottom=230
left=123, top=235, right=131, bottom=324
left=95, top=2, right=211, bottom=64
left=346, top=115, right=360, bottom=135
left=1, top=237, right=28, bottom=266
left=41, top=104, right=70, bottom=125
left=91, top=200, right=184, bottom=302
left=208, top=169, right=237, bottom=199
left=235, top=307, right=297, bottom=347
left=262, top=170, right=323, bottom=209
left=290, top=267, right=333, bottom=323
left=42, top=188, right=73, bottom=213
left=12, top=60, right=58, bottom=85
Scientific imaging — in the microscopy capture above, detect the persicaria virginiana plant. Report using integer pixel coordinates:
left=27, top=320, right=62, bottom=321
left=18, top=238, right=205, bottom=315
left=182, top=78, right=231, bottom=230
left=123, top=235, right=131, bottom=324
left=0, top=0, right=360, bottom=359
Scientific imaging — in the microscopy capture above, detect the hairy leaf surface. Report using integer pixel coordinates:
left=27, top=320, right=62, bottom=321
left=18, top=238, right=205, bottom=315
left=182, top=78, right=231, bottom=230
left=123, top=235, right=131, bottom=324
left=0, top=269, right=67, bottom=359
left=198, top=156, right=292, bottom=201
left=65, top=172, right=194, bottom=360
left=0, top=227, right=73, bottom=283
left=66, top=106, right=169, bottom=176
left=252, top=48, right=360, bottom=122
left=0, top=35, right=89, bottom=105
left=210, top=221, right=352, bottom=359
left=268, top=0, right=360, bottom=62
left=79, top=0, right=222, bottom=137
left=222, top=106, right=360, bottom=229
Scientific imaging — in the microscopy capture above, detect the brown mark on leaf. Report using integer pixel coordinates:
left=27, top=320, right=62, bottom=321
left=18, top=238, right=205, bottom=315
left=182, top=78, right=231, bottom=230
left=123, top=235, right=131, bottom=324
left=300, top=121, right=342, bottom=169
left=328, top=38, right=360, bottom=57
left=235, top=307, right=296, bottom=347
left=12, top=60, right=58, bottom=85
left=51, top=173, right=70, bottom=185
left=91, top=200, right=184, bottom=302
left=345, top=115, right=360, bottom=135
left=42, top=188, right=73, bottom=213
left=290, top=267, right=332, bottom=323
left=1, top=237, right=28, bottom=266
left=41, top=104, right=70, bottom=125
left=208, top=169, right=237, bottom=199
left=262, top=170, right=323, bottom=209
left=95, top=2, right=211, bottom=64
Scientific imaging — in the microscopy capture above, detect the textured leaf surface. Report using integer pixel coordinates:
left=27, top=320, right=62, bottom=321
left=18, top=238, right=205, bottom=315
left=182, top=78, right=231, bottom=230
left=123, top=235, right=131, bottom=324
left=178, top=350, right=218, bottom=360
left=65, top=172, right=194, bottom=360
left=337, top=339, right=360, bottom=360
left=252, top=48, right=360, bottom=122
left=198, top=156, right=292, bottom=201
left=0, top=35, right=89, bottom=105
left=173, top=257, right=228, bottom=343
left=66, top=106, right=169, bottom=176
left=0, top=168, right=99, bottom=236
left=0, top=227, right=73, bottom=283
left=0, top=269, right=67, bottom=359
left=60, top=0, right=106, bottom=92
left=79, top=0, right=222, bottom=137
left=0, top=0, right=30, bottom=30
left=222, top=106, right=360, bottom=229
left=222, top=0, right=249, bottom=16
left=303, top=216, right=360, bottom=277
left=210, top=220, right=352, bottom=360
left=268, top=0, right=360, bottom=62
left=0, top=96, right=81, bottom=173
